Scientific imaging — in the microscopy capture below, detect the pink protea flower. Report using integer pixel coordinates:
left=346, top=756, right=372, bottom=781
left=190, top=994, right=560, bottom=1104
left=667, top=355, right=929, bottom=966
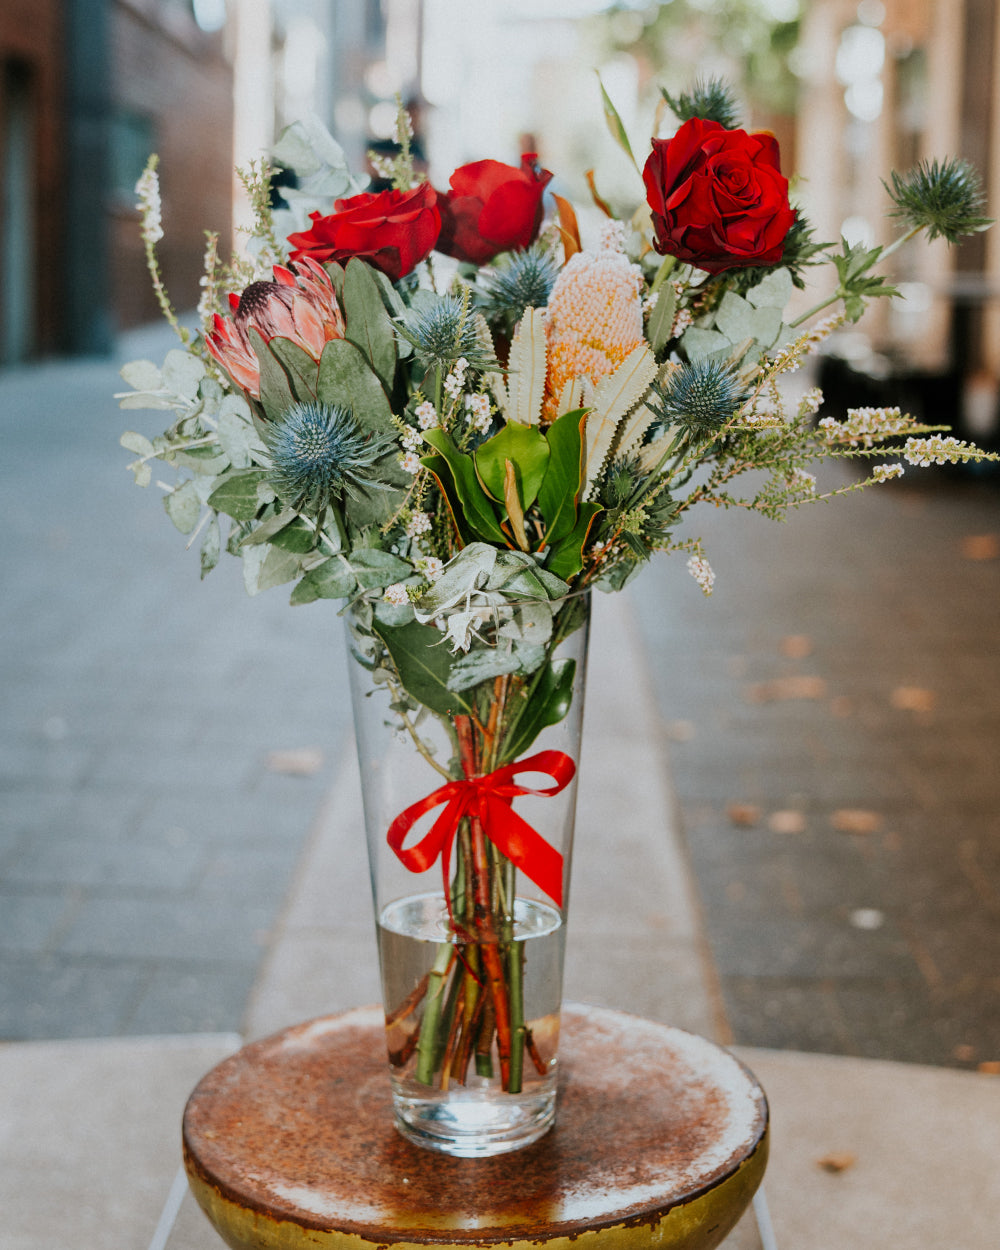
left=205, top=256, right=344, bottom=397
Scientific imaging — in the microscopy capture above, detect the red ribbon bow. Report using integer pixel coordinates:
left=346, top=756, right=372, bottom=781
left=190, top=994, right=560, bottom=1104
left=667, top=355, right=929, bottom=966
left=386, top=750, right=575, bottom=909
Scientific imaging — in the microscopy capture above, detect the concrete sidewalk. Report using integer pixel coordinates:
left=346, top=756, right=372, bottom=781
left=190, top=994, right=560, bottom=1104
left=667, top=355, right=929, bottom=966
left=2, top=591, right=999, bottom=1249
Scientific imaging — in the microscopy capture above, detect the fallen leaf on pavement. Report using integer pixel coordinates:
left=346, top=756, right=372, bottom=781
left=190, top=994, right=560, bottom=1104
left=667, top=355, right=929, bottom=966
left=817, top=1152, right=857, bottom=1173
left=727, top=803, right=762, bottom=827
left=891, top=686, right=936, bottom=713
left=769, top=809, right=807, bottom=834
left=832, top=809, right=883, bottom=835
left=266, top=748, right=325, bottom=776
left=961, top=533, right=1000, bottom=560
left=745, top=675, right=828, bottom=702
left=780, top=634, right=813, bottom=658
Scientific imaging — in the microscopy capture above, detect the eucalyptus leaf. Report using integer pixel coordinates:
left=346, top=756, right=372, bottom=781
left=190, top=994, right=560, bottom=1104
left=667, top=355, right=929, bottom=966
left=268, top=337, right=320, bottom=401
left=208, top=469, right=269, bottom=521
left=245, top=544, right=304, bottom=595
left=251, top=328, right=296, bottom=420
left=119, top=360, right=163, bottom=392
left=317, top=339, right=393, bottom=435
left=342, top=258, right=397, bottom=390
left=200, top=515, right=221, bottom=579
left=714, top=292, right=782, bottom=351
left=496, top=600, right=554, bottom=646
left=163, top=480, right=201, bottom=534
left=216, top=399, right=261, bottom=469
left=681, top=326, right=732, bottom=362
left=746, top=267, right=794, bottom=310
left=120, top=431, right=155, bottom=458
left=350, top=547, right=412, bottom=589
left=162, top=350, right=206, bottom=400
left=447, top=642, right=545, bottom=693
left=128, top=459, right=152, bottom=487
left=290, top=558, right=357, bottom=604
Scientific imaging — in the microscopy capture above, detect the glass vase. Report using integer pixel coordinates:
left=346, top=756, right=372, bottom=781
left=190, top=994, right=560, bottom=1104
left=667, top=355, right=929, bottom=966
left=345, top=591, right=590, bottom=1157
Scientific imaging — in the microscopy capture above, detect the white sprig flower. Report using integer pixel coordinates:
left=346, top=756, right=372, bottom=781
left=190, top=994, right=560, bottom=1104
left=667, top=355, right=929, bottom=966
left=872, top=463, right=905, bottom=482
left=406, top=511, right=432, bottom=538
left=416, top=556, right=444, bottom=582
left=687, top=555, right=715, bottom=595
left=903, top=435, right=970, bottom=467
left=135, top=166, right=164, bottom=244
left=400, top=451, right=421, bottom=475
left=465, top=392, right=492, bottom=433
left=415, top=400, right=438, bottom=429
left=443, top=357, right=469, bottom=399
left=384, top=583, right=410, bottom=606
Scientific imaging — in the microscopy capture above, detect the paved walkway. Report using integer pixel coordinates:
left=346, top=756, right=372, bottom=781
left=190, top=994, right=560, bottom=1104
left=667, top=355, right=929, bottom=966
left=2, top=342, right=1000, bottom=1247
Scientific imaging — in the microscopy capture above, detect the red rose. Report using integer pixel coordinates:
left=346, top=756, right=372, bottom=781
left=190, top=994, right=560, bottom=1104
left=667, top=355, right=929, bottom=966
left=436, top=154, right=553, bottom=265
left=643, top=118, right=795, bottom=274
left=286, top=183, right=441, bottom=282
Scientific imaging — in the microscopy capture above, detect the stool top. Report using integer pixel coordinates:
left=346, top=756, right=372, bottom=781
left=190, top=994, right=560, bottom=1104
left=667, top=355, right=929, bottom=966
left=183, top=1003, right=767, bottom=1248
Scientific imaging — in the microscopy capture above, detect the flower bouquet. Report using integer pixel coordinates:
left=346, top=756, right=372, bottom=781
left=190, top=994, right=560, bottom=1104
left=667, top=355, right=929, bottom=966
left=121, top=81, right=994, bottom=1156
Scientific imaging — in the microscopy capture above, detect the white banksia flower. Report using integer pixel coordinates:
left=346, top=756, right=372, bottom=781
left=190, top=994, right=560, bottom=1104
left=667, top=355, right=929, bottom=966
left=384, top=583, right=410, bottom=606
left=687, top=555, right=715, bottom=595
left=400, top=451, right=421, bottom=475
left=416, top=556, right=444, bottom=582
left=406, top=511, right=432, bottom=538
left=135, top=166, right=163, bottom=244
left=872, top=463, right=904, bottom=482
left=599, top=218, right=628, bottom=253
left=903, top=435, right=970, bottom=467
left=415, top=400, right=438, bottom=429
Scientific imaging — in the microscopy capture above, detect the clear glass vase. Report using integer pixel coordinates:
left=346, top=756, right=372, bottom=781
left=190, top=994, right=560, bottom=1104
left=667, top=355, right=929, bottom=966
left=345, top=591, right=590, bottom=1157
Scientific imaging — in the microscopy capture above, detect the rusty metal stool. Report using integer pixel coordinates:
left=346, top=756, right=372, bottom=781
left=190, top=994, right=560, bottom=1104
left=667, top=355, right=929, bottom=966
left=182, top=1003, right=768, bottom=1250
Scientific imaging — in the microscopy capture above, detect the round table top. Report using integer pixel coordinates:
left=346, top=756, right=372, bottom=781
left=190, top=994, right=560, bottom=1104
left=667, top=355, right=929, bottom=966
left=183, top=1003, right=768, bottom=1250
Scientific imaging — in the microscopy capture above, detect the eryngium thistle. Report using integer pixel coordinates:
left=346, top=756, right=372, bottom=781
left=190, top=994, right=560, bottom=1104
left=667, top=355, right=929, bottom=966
left=886, top=158, right=992, bottom=244
left=479, top=244, right=560, bottom=324
left=396, top=293, right=496, bottom=372
left=647, top=359, right=745, bottom=436
left=265, top=402, right=396, bottom=512
left=662, top=77, right=741, bottom=130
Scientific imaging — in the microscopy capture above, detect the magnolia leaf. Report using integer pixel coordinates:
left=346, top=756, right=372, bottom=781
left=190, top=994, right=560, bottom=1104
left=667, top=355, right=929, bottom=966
left=317, top=338, right=393, bottom=435
left=371, top=619, right=476, bottom=718
left=120, top=431, right=155, bottom=458
left=422, top=430, right=507, bottom=544
left=583, top=344, right=657, bottom=495
left=119, top=360, right=163, bottom=392
left=208, top=469, right=269, bottom=522
left=501, top=657, right=577, bottom=764
left=506, top=308, right=547, bottom=426
left=162, top=349, right=206, bottom=400
left=342, top=258, right=397, bottom=390
left=538, top=408, right=586, bottom=548
left=163, top=480, right=201, bottom=534
left=475, top=421, right=549, bottom=507
left=647, top=284, right=677, bottom=354
left=200, top=515, right=221, bottom=579
left=546, top=501, right=602, bottom=580
left=747, top=267, right=794, bottom=310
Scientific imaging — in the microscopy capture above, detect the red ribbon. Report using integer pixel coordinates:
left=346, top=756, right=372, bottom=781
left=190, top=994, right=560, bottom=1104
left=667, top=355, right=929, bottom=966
left=386, top=750, right=575, bottom=909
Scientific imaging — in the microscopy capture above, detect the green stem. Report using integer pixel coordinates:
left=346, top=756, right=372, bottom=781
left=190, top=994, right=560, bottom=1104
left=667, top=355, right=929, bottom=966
left=790, top=225, right=923, bottom=328
left=649, top=253, right=677, bottom=294
left=414, top=942, right=454, bottom=1085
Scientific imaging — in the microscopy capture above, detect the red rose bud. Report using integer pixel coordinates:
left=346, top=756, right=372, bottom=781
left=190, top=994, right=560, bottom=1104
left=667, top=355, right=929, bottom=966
left=643, top=118, right=795, bottom=275
left=436, top=154, right=553, bottom=265
left=286, top=183, right=441, bottom=282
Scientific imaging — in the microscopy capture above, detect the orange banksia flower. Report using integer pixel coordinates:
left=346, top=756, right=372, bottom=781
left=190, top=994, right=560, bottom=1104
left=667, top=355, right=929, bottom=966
left=543, top=221, right=645, bottom=421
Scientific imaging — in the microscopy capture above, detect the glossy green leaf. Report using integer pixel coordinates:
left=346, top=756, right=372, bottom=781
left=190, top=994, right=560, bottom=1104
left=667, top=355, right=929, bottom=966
left=371, top=619, right=476, bottom=718
left=474, top=421, right=549, bottom=508
left=501, top=658, right=577, bottom=764
left=538, top=408, right=587, bottom=548
left=422, top=430, right=508, bottom=544
left=545, top=501, right=602, bottom=581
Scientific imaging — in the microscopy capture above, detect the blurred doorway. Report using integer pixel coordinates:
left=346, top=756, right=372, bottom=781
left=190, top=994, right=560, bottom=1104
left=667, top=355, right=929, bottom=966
left=1, top=57, right=36, bottom=364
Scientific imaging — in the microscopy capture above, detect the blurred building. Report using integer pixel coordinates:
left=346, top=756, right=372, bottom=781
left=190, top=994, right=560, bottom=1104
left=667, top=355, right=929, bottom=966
left=0, top=0, right=234, bottom=362
left=796, top=0, right=1000, bottom=439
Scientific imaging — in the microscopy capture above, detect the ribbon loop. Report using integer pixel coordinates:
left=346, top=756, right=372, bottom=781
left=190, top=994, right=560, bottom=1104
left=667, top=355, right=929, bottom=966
left=385, top=751, right=575, bottom=908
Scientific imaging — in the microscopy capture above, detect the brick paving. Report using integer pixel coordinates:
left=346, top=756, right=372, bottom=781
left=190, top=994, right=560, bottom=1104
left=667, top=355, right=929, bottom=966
left=631, top=458, right=1000, bottom=1068
left=0, top=337, right=353, bottom=1038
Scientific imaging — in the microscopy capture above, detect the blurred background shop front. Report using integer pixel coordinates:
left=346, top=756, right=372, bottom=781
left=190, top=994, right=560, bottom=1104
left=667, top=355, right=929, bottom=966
left=2, top=0, right=999, bottom=446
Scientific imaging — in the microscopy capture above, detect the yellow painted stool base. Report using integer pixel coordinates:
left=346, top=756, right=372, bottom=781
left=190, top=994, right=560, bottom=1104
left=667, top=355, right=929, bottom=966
left=183, top=1004, right=768, bottom=1250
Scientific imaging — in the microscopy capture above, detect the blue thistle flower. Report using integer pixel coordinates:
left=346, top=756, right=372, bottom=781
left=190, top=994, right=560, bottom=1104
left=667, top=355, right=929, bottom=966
left=396, top=293, right=496, bottom=372
left=479, top=244, right=560, bottom=325
left=265, top=402, right=396, bottom=513
left=647, top=359, right=745, bottom=437
left=885, top=157, right=992, bottom=244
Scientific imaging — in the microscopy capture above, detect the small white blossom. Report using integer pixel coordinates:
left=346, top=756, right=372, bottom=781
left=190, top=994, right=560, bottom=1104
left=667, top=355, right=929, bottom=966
left=788, top=468, right=817, bottom=493
left=872, top=463, right=905, bottom=482
left=384, top=583, right=410, bottom=606
left=821, top=406, right=910, bottom=449
left=406, top=511, right=432, bottom=538
left=135, top=166, right=163, bottom=244
left=465, top=392, right=492, bottom=433
left=400, top=451, right=421, bottom=475
left=799, top=388, right=824, bottom=418
left=642, top=291, right=659, bottom=315
left=443, top=357, right=469, bottom=399
left=903, top=435, right=969, bottom=467
left=415, top=400, right=438, bottom=429
left=687, top=555, right=715, bottom=595
left=401, top=426, right=423, bottom=452
left=416, top=556, right=444, bottom=582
